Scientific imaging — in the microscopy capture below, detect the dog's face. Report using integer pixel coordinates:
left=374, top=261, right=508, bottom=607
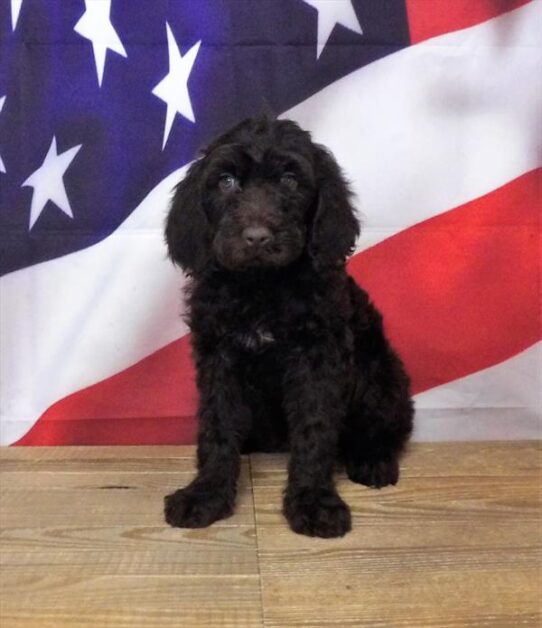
left=166, top=117, right=359, bottom=275
left=202, top=132, right=316, bottom=271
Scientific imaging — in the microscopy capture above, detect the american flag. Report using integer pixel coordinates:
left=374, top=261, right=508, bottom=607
left=0, top=0, right=540, bottom=446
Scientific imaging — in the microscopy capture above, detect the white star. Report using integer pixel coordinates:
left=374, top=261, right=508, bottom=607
left=22, top=137, right=82, bottom=230
left=152, top=23, right=201, bottom=150
left=74, top=0, right=127, bottom=87
left=303, top=0, right=363, bottom=59
left=0, top=96, right=6, bottom=173
left=11, top=0, right=22, bottom=30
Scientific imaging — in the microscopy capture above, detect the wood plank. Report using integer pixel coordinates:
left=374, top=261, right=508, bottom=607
left=1, top=446, right=263, bottom=627
left=2, top=442, right=540, bottom=627
left=250, top=441, right=542, bottom=483
left=0, top=525, right=258, bottom=575
left=0, top=446, right=198, bottom=461
left=0, top=454, right=204, bottom=473
left=0, top=470, right=205, bottom=491
left=258, top=570, right=539, bottom=627
left=0, top=489, right=255, bottom=528
left=253, top=475, right=541, bottom=526
left=0, top=462, right=254, bottom=528
left=251, top=442, right=542, bottom=627
left=0, top=572, right=263, bottom=628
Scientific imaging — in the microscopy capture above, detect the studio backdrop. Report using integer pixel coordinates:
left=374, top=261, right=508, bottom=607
left=0, top=0, right=540, bottom=446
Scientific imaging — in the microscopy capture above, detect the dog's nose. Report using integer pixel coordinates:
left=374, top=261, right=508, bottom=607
left=243, top=226, right=272, bottom=246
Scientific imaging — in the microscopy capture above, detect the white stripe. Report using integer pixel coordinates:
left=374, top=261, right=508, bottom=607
left=413, top=343, right=542, bottom=441
left=1, top=2, right=540, bottom=444
left=285, top=1, right=542, bottom=252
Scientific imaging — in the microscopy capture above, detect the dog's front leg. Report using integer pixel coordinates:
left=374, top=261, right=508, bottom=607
left=282, top=348, right=351, bottom=538
left=164, top=355, right=250, bottom=529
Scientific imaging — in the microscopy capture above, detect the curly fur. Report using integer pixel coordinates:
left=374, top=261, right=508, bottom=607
left=164, top=117, right=413, bottom=538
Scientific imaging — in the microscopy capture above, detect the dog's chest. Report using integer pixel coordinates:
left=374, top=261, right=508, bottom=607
left=222, top=289, right=300, bottom=353
left=193, top=273, right=322, bottom=353
left=232, top=325, right=276, bottom=353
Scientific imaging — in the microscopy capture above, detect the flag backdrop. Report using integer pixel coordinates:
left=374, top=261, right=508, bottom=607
left=0, top=0, right=540, bottom=446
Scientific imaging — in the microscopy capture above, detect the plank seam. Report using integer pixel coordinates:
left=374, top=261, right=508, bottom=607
left=249, top=454, right=267, bottom=628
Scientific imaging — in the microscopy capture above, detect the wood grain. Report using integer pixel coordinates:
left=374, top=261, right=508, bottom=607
left=250, top=442, right=542, bottom=627
left=1, top=442, right=540, bottom=627
left=0, top=573, right=263, bottom=628
left=0, top=447, right=262, bottom=627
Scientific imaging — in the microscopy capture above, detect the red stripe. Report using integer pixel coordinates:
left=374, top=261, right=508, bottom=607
left=16, top=336, right=199, bottom=446
left=349, top=168, right=541, bottom=394
left=406, top=0, right=532, bottom=44
left=14, top=416, right=197, bottom=447
left=16, top=169, right=541, bottom=445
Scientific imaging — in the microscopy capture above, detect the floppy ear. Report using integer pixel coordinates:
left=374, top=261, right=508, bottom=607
left=165, top=159, right=210, bottom=274
left=309, top=145, right=360, bottom=266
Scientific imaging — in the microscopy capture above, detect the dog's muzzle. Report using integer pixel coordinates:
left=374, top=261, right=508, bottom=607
left=242, top=226, right=273, bottom=248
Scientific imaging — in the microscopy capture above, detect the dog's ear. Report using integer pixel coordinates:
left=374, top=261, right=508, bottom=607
left=165, top=158, right=210, bottom=274
left=309, top=145, right=360, bottom=266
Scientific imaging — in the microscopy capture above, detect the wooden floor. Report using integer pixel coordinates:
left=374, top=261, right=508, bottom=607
left=0, top=442, right=540, bottom=627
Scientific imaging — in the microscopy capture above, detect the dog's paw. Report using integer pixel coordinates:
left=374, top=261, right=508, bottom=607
left=346, top=457, right=399, bottom=488
left=164, top=486, right=233, bottom=528
left=283, top=488, right=351, bottom=538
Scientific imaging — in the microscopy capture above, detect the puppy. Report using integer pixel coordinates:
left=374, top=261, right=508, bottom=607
left=164, top=117, right=413, bottom=538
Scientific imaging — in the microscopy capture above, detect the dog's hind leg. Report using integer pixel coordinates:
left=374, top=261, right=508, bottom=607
left=342, top=369, right=413, bottom=488
left=342, top=291, right=414, bottom=488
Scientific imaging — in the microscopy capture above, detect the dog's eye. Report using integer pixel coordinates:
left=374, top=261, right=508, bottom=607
left=280, top=172, right=298, bottom=191
left=218, top=173, right=239, bottom=191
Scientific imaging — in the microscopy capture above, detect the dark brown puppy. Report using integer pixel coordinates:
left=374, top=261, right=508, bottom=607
left=164, top=117, right=413, bottom=538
